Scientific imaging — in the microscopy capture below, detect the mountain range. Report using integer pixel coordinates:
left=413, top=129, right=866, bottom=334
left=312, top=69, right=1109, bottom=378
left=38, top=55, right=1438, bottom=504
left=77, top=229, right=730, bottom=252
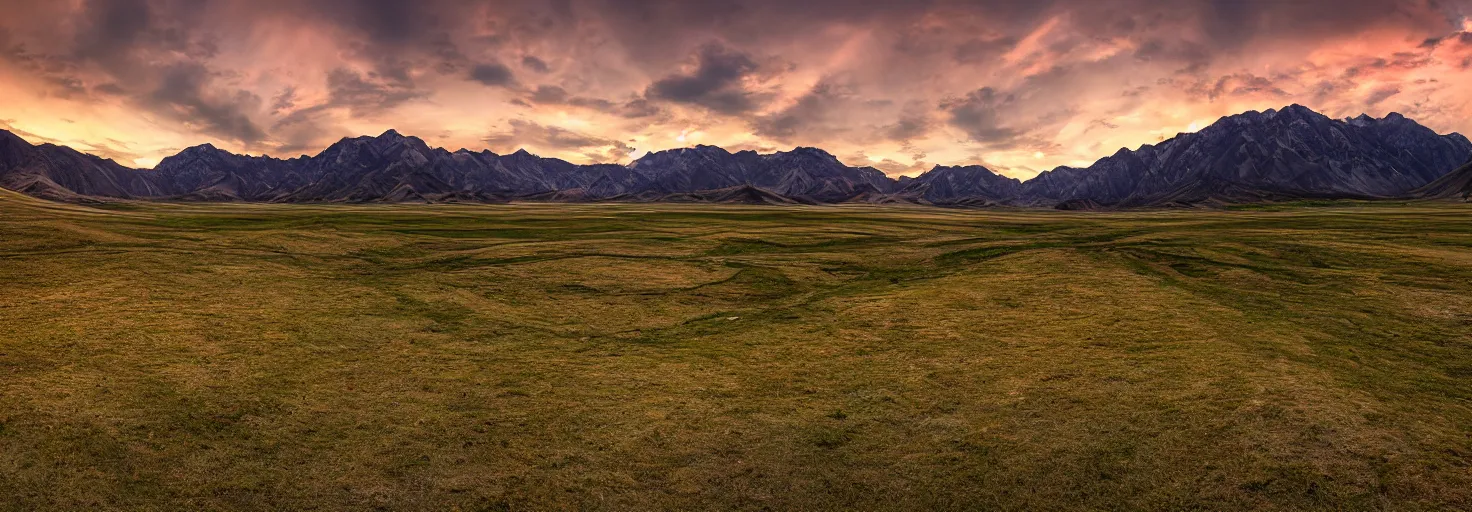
left=2, top=104, right=1470, bottom=208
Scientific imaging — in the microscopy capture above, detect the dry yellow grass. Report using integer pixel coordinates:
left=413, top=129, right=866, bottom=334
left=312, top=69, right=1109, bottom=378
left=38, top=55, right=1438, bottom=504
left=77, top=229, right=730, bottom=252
left=2, top=193, right=1471, bottom=510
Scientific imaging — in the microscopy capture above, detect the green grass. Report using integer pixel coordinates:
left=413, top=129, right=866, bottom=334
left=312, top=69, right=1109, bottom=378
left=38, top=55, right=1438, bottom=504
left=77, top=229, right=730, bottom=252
left=3, top=189, right=1472, bottom=510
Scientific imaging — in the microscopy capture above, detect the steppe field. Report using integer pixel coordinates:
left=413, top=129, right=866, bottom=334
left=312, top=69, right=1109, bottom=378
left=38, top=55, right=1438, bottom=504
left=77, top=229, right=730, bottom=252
left=3, top=189, right=1472, bottom=510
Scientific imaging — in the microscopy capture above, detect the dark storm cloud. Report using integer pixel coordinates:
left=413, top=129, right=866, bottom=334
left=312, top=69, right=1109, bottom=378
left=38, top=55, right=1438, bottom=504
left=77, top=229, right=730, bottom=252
left=6, top=59, right=90, bottom=100
left=752, top=81, right=853, bottom=140
left=149, top=62, right=267, bottom=145
left=428, top=33, right=471, bottom=74
left=1194, top=0, right=1428, bottom=48
left=1, top=0, right=283, bottom=150
left=324, top=68, right=428, bottom=116
left=1, top=0, right=1470, bottom=169
left=1, top=27, right=93, bottom=99
left=529, top=85, right=570, bottom=104
left=884, top=111, right=933, bottom=142
left=261, top=0, right=487, bottom=102
left=69, top=0, right=219, bottom=76
left=469, top=62, right=517, bottom=87
left=1200, top=0, right=1257, bottom=47
left=521, top=55, right=551, bottom=73
left=941, top=88, right=1023, bottom=144
left=335, top=0, right=430, bottom=44
left=619, top=99, right=662, bottom=119
left=284, top=0, right=470, bottom=50
left=270, top=87, right=298, bottom=114
left=533, top=86, right=609, bottom=109
left=74, top=0, right=153, bottom=65
left=646, top=43, right=765, bottom=115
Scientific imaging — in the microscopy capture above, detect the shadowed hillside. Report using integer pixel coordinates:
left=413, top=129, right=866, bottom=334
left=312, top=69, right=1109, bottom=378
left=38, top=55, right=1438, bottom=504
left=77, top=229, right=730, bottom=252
left=2, top=106, right=1468, bottom=208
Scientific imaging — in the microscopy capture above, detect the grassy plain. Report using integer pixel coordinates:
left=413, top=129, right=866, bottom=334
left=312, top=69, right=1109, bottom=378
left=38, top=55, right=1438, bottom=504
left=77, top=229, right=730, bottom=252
left=2, top=189, right=1472, bottom=510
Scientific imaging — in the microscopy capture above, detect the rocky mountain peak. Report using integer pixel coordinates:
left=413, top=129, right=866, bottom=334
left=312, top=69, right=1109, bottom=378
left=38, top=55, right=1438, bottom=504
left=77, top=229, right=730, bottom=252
left=787, top=146, right=834, bottom=157
left=1015, top=103, right=1472, bottom=206
left=155, top=143, right=234, bottom=171
left=5, top=104, right=1470, bottom=207
left=1280, top=103, right=1317, bottom=115
left=768, top=147, right=844, bottom=168
left=175, top=143, right=221, bottom=156
left=0, top=129, right=28, bottom=149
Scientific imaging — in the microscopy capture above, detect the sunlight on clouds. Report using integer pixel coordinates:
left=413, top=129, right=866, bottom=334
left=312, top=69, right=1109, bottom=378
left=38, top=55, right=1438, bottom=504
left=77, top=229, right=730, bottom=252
left=0, top=0, right=1468, bottom=175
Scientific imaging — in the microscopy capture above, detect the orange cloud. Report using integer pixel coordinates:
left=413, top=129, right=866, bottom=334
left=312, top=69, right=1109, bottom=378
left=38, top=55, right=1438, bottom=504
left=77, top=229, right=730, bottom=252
left=0, top=0, right=1468, bottom=179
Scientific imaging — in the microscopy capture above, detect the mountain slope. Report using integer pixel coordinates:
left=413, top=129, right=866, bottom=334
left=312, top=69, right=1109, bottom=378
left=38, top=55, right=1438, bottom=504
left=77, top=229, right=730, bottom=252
left=1020, top=105, right=1472, bottom=207
left=2, top=104, right=1469, bottom=207
left=1411, top=158, right=1472, bottom=201
left=896, top=165, right=1022, bottom=205
left=152, top=144, right=314, bottom=201
left=627, top=145, right=897, bottom=202
left=0, top=130, right=165, bottom=200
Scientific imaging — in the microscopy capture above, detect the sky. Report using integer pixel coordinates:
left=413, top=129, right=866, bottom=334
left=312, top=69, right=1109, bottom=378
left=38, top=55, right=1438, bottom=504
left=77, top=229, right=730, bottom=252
left=1, top=0, right=1471, bottom=179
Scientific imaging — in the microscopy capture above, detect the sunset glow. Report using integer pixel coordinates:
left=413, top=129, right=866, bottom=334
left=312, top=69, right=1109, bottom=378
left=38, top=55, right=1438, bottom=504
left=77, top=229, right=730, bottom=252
left=2, top=0, right=1470, bottom=178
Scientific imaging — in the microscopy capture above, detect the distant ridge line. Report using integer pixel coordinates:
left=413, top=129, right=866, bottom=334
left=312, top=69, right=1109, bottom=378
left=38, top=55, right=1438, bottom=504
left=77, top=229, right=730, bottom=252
left=1, top=104, right=1469, bottom=208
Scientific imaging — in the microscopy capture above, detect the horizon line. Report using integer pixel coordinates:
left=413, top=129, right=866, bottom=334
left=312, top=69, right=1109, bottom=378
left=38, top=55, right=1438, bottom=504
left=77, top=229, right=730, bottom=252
left=3, top=104, right=1457, bottom=181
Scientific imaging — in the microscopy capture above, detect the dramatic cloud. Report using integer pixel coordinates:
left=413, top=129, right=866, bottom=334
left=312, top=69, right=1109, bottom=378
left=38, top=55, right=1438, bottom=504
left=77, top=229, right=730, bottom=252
left=521, top=55, right=550, bottom=73
left=469, top=62, right=516, bottom=87
left=646, top=43, right=766, bottom=115
left=324, top=68, right=427, bottom=116
left=485, top=118, right=633, bottom=162
left=149, top=63, right=267, bottom=145
left=753, top=80, right=856, bottom=140
left=884, top=109, right=934, bottom=142
left=0, top=0, right=1469, bottom=176
left=942, top=88, right=1023, bottom=145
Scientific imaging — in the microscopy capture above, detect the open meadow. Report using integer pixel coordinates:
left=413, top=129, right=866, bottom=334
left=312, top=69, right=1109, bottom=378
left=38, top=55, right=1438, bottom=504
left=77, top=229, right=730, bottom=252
left=2, top=189, right=1472, bottom=510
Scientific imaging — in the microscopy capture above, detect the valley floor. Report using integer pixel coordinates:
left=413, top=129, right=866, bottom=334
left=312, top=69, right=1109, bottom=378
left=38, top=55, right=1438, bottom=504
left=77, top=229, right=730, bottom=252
left=2, top=191, right=1472, bottom=510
